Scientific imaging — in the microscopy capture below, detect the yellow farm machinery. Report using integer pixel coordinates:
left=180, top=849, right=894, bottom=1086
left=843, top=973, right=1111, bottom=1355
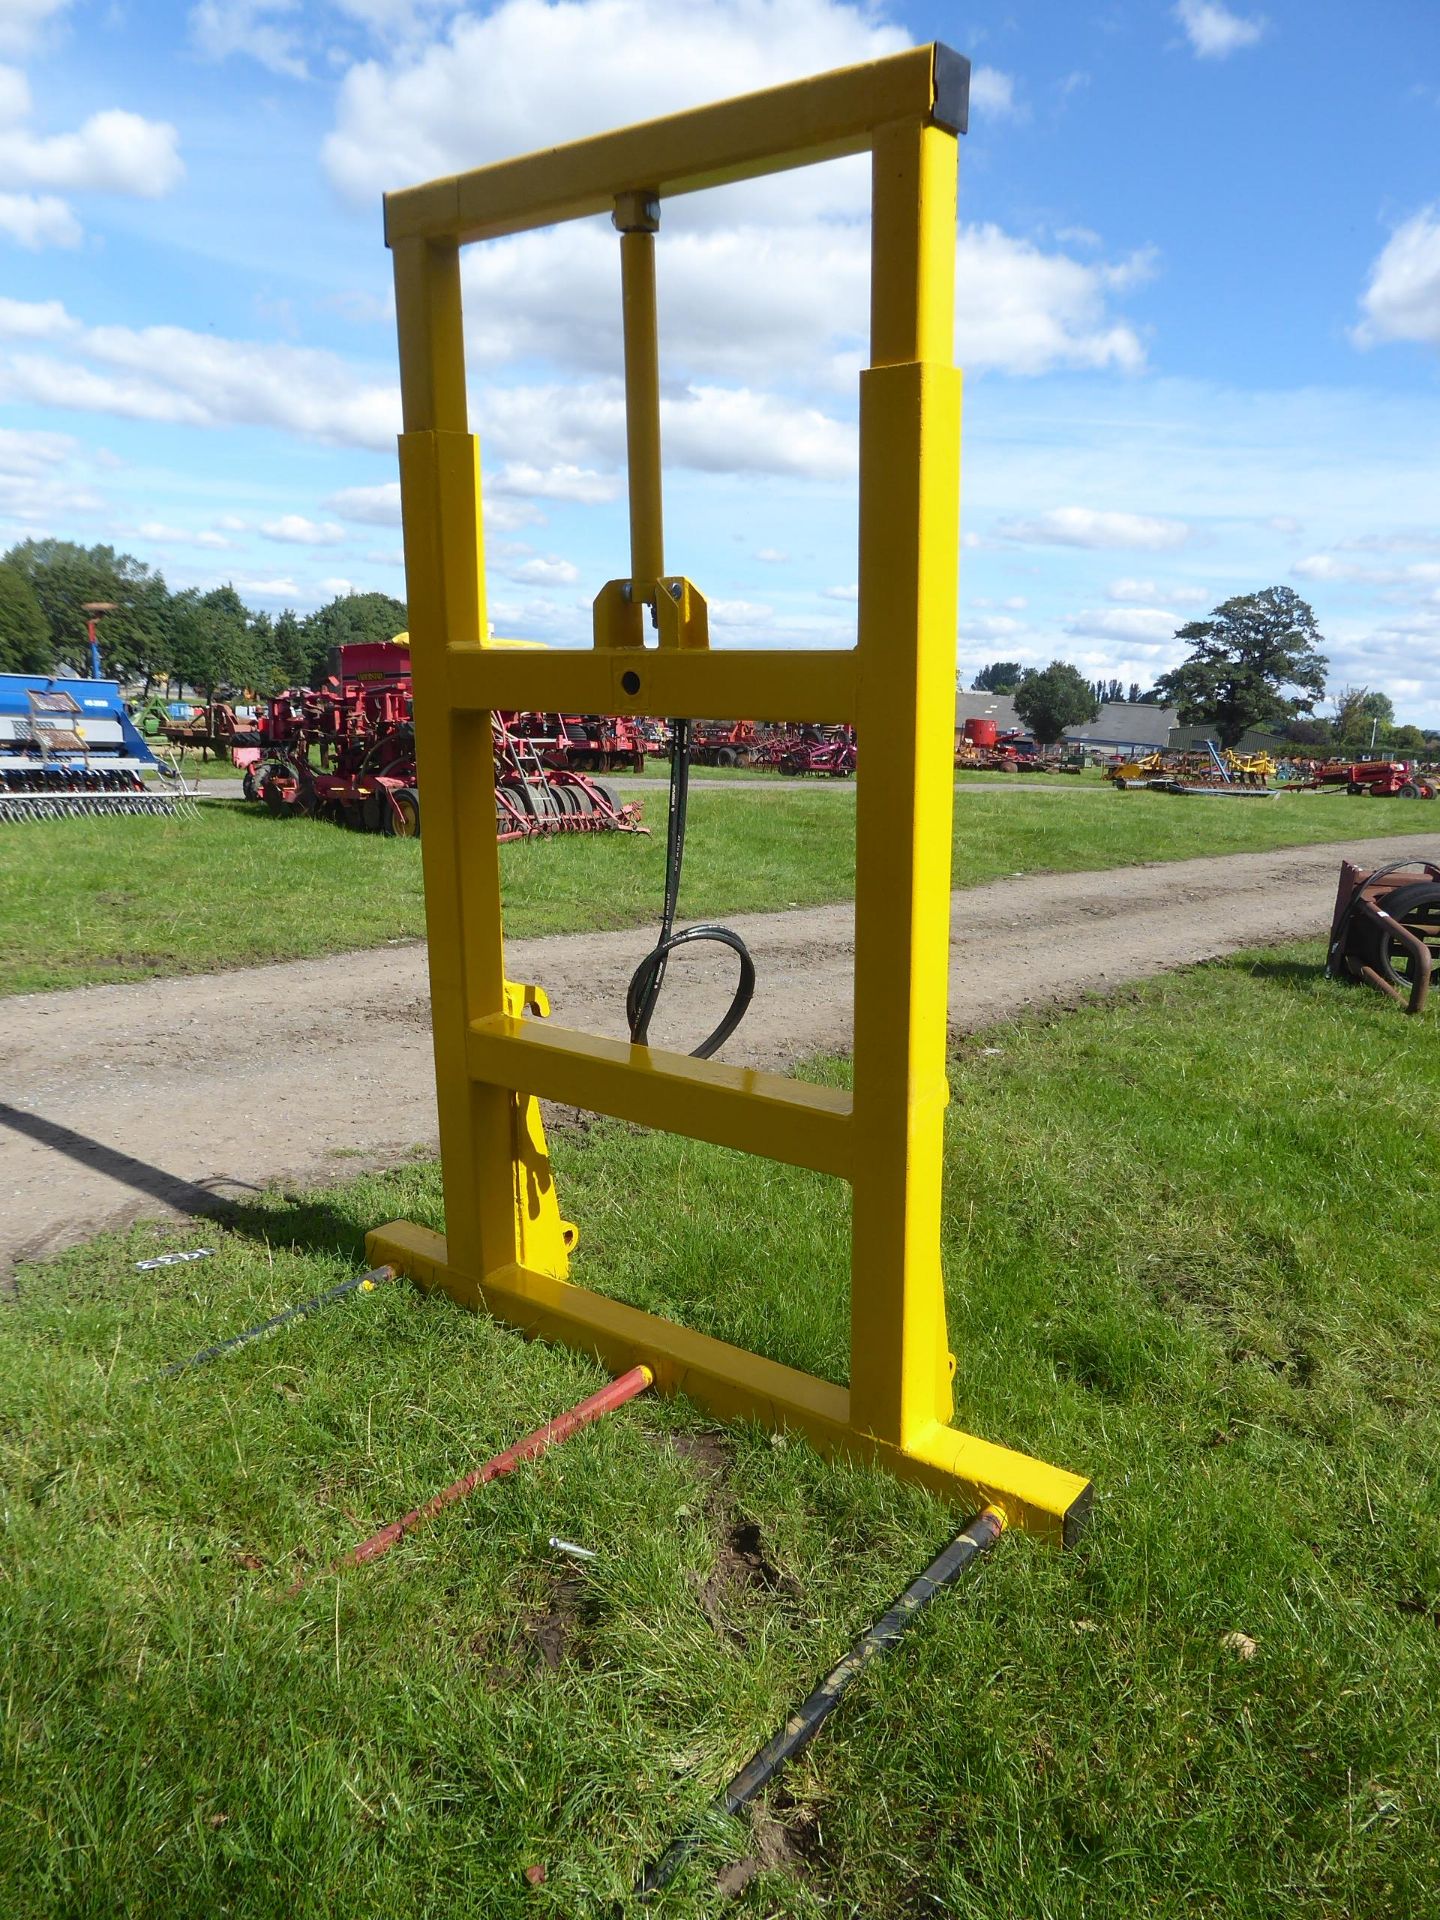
left=1108, top=742, right=1277, bottom=793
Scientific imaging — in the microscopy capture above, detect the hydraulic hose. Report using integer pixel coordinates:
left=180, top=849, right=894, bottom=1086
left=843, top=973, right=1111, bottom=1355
left=626, top=717, right=755, bottom=1059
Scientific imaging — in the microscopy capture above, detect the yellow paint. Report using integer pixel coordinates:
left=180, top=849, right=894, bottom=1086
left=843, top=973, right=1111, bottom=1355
left=374, top=41, right=1092, bottom=1544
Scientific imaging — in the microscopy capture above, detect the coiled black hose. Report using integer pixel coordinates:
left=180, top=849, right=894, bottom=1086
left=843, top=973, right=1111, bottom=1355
left=626, top=717, right=755, bottom=1059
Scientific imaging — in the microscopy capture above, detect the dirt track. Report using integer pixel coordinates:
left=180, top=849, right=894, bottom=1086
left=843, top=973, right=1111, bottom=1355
left=3, top=830, right=1435, bottom=1275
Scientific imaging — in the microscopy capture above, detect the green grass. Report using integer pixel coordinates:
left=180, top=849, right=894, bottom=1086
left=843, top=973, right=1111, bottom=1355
left=0, top=782, right=1415, bottom=995
left=3, top=947, right=1439, bottom=1915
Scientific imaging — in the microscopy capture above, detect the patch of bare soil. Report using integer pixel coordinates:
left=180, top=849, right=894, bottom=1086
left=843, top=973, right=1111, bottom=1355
left=3, top=829, right=1436, bottom=1276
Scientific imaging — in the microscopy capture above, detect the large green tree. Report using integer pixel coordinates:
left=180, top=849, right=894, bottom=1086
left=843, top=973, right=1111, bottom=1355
left=169, top=585, right=263, bottom=701
left=301, top=590, right=407, bottom=685
left=270, top=609, right=309, bottom=688
left=1155, top=587, right=1327, bottom=748
left=972, top=659, right=1025, bottom=694
left=0, top=562, right=51, bottom=672
left=1333, top=686, right=1395, bottom=750
left=2, top=538, right=172, bottom=684
left=1013, top=660, right=1100, bottom=746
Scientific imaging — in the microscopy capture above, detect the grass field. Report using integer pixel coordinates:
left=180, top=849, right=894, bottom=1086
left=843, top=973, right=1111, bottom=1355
left=0, top=781, right=1411, bottom=996
left=3, top=947, right=1437, bottom=1915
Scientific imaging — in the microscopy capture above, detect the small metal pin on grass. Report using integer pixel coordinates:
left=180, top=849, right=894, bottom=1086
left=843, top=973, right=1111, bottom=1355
left=633, top=1504, right=1006, bottom=1898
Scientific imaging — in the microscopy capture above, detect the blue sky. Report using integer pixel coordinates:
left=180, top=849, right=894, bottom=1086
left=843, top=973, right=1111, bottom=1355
left=2, top=0, right=1438, bottom=717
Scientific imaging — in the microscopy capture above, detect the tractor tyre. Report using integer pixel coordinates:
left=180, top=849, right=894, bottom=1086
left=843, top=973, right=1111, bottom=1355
left=1399, top=782, right=1420, bottom=798
left=242, top=768, right=260, bottom=803
left=715, top=747, right=737, bottom=767
left=386, top=787, right=422, bottom=839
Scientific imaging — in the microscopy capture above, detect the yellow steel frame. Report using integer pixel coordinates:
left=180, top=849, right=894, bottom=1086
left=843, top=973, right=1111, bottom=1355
left=369, top=41, right=1091, bottom=1545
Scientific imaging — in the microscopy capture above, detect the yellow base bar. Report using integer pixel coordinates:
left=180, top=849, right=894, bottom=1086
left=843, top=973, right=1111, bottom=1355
left=368, top=1218, right=1093, bottom=1548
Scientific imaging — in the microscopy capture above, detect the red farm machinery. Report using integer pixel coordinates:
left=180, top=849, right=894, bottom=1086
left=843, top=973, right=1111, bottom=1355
left=1310, top=759, right=1437, bottom=800
left=246, top=639, right=644, bottom=841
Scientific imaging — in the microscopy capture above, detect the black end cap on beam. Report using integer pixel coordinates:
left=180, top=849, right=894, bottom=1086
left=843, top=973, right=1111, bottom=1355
left=932, top=44, right=970, bottom=136
left=1062, top=1481, right=1095, bottom=1549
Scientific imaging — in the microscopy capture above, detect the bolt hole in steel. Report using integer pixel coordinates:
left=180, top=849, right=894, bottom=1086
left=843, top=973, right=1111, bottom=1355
left=621, top=670, right=641, bottom=695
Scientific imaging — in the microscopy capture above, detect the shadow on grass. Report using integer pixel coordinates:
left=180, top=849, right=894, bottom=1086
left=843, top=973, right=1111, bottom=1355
left=0, top=1101, right=374, bottom=1277
left=1238, top=956, right=1327, bottom=992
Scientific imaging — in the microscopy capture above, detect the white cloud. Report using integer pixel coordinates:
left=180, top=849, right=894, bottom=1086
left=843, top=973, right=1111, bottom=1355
left=1292, top=552, right=1440, bottom=587
left=0, top=422, right=105, bottom=529
left=0, top=188, right=78, bottom=246
left=478, top=380, right=854, bottom=481
left=971, top=67, right=1018, bottom=119
left=324, top=480, right=400, bottom=523
left=260, top=513, right=346, bottom=545
left=963, top=612, right=1026, bottom=639
left=0, top=106, right=183, bottom=196
left=998, top=507, right=1192, bottom=550
left=138, top=520, right=233, bottom=549
left=1107, top=577, right=1208, bottom=605
left=505, top=554, right=579, bottom=585
left=189, top=1, right=308, bottom=81
left=0, top=296, right=401, bottom=446
left=755, top=547, right=788, bottom=564
left=328, top=0, right=1146, bottom=384
left=822, top=583, right=857, bottom=601
left=1353, top=207, right=1440, bottom=352
left=1065, top=607, right=1182, bottom=642
left=1174, top=1, right=1265, bottom=59
left=324, top=0, right=909, bottom=204
left=0, top=2, right=71, bottom=59
left=0, top=423, right=78, bottom=471
left=490, top=461, right=619, bottom=504
left=459, top=216, right=1147, bottom=385
left=709, top=598, right=773, bottom=627
left=334, top=0, right=453, bottom=35
left=1340, top=528, right=1440, bottom=554
left=224, top=571, right=305, bottom=600
left=956, top=226, right=1150, bottom=375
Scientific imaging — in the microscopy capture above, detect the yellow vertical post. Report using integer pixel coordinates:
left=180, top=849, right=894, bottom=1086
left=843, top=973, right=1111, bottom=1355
left=392, top=238, right=526, bottom=1293
left=615, top=191, right=665, bottom=593
left=848, top=119, right=962, bottom=1448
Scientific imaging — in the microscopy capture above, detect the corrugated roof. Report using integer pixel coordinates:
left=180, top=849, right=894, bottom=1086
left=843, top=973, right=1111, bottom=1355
left=955, top=689, right=1022, bottom=732
left=955, top=688, right=1177, bottom=750
left=1065, top=701, right=1178, bottom=749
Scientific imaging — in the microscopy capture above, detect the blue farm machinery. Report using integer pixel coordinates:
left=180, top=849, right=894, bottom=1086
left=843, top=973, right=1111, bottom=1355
left=0, top=672, right=184, bottom=822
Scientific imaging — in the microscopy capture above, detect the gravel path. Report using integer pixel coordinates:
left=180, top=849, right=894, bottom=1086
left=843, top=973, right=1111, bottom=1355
left=3, top=830, right=1435, bottom=1274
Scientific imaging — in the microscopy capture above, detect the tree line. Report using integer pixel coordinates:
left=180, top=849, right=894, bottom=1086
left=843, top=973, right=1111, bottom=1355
left=970, top=586, right=1437, bottom=753
left=0, top=538, right=407, bottom=700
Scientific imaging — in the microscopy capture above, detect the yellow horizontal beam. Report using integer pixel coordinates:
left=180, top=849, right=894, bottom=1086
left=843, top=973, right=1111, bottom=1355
left=466, top=1013, right=854, bottom=1179
left=446, top=645, right=856, bottom=725
left=367, top=1220, right=1092, bottom=1547
left=386, top=44, right=968, bottom=246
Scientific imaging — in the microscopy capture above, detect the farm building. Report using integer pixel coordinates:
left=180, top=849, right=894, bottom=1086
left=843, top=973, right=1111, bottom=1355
left=956, top=688, right=1178, bottom=755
